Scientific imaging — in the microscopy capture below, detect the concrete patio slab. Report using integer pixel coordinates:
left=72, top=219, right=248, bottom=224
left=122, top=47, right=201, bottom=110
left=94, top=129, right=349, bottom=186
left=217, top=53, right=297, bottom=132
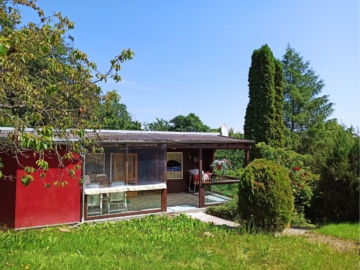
left=184, top=212, right=239, bottom=228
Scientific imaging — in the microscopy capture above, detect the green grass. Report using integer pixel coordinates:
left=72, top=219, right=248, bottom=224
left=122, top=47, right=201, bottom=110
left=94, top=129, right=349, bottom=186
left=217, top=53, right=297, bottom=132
left=0, top=215, right=358, bottom=270
left=314, top=223, right=359, bottom=241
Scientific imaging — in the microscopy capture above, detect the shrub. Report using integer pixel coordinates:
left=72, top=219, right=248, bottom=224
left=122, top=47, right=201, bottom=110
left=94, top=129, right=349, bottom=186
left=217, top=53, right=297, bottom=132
left=238, top=159, right=294, bottom=233
left=256, top=142, right=319, bottom=218
left=308, top=125, right=359, bottom=223
left=206, top=197, right=239, bottom=221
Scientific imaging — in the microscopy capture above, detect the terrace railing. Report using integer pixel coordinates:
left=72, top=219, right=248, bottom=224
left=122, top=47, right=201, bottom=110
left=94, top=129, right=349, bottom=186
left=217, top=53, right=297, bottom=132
left=202, top=174, right=240, bottom=206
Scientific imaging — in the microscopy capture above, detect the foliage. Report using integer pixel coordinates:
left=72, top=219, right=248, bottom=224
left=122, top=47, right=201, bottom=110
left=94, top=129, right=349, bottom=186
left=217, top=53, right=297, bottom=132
left=215, top=130, right=246, bottom=171
left=169, top=113, right=210, bottom=132
left=238, top=159, right=294, bottom=233
left=244, top=44, right=285, bottom=158
left=282, top=45, right=334, bottom=151
left=210, top=183, right=239, bottom=198
left=314, top=223, right=359, bottom=241
left=309, top=122, right=359, bottom=223
left=144, top=113, right=210, bottom=132
left=0, top=1, right=134, bottom=185
left=0, top=215, right=358, bottom=269
left=96, top=98, right=141, bottom=130
left=290, top=211, right=315, bottom=228
left=142, top=117, right=170, bottom=131
left=206, top=197, right=239, bottom=221
left=210, top=158, right=232, bottom=174
left=256, top=142, right=319, bottom=219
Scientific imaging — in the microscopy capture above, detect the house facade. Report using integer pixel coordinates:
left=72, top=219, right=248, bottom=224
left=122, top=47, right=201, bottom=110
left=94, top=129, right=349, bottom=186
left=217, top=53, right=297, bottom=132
left=0, top=129, right=253, bottom=229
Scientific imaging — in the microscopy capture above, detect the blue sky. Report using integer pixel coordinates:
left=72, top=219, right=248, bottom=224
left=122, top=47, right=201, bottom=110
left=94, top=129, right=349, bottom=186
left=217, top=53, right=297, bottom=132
left=21, top=0, right=359, bottom=132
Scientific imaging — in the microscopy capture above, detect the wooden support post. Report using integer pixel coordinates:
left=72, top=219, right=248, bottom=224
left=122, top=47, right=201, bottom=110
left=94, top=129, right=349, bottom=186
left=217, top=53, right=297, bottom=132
left=163, top=144, right=167, bottom=212
left=125, top=146, right=128, bottom=185
left=161, top=188, right=167, bottom=212
left=245, top=148, right=250, bottom=165
left=199, top=146, right=205, bottom=208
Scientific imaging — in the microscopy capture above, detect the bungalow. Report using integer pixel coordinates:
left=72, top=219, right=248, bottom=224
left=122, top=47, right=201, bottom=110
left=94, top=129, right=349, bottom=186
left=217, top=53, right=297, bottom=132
left=0, top=128, right=253, bottom=229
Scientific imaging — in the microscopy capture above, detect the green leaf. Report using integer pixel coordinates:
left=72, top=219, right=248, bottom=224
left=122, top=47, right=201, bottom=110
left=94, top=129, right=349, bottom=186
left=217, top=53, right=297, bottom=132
left=0, top=43, right=7, bottom=57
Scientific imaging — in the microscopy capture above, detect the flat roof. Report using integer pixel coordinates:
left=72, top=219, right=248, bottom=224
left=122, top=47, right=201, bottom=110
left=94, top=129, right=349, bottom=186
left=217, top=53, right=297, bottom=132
left=0, top=128, right=254, bottom=147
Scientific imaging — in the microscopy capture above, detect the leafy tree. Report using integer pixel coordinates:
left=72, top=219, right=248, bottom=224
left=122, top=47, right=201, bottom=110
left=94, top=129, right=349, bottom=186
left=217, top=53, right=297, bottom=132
left=144, top=113, right=210, bottom=132
left=96, top=98, right=141, bottom=130
left=282, top=45, right=334, bottom=151
left=169, top=113, right=210, bottom=132
left=143, top=118, right=170, bottom=131
left=0, top=1, right=134, bottom=185
left=244, top=44, right=285, bottom=158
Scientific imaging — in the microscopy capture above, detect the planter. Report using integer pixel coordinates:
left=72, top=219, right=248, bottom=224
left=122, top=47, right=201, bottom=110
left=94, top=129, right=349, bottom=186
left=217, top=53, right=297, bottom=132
left=217, top=165, right=222, bottom=170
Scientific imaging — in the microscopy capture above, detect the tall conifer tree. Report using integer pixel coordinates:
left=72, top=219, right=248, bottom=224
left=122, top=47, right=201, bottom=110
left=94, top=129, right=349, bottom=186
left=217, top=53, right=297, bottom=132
left=244, top=45, right=285, bottom=158
left=282, top=45, right=334, bottom=151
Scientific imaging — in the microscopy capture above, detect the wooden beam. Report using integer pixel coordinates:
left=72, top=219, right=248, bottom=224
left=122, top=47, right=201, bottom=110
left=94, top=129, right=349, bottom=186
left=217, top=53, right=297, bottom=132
left=211, top=174, right=240, bottom=180
left=246, top=148, right=250, bottom=165
left=199, top=146, right=205, bottom=208
left=161, top=189, right=167, bottom=212
left=203, top=180, right=239, bottom=185
left=83, top=208, right=163, bottom=221
left=165, top=144, right=252, bottom=149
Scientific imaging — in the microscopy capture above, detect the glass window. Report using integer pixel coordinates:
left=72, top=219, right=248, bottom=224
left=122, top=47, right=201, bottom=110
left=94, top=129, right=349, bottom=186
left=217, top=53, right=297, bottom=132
left=85, top=190, right=161, bottom=217
left=167, top=152, right=183, bottom=179
left=204, top=184, right=234, bottom=205
left=111, top=153, right=138, bottom=185
left=84, top=153, right=105, bottom=185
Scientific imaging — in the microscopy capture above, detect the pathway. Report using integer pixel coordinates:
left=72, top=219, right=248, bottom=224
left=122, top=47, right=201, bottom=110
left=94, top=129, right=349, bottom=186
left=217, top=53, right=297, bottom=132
left=184, top=211, right=239, bottom=228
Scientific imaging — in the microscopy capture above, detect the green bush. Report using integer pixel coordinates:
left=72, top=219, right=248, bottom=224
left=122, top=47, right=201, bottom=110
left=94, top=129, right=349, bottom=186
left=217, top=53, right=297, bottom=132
left=308, top=125, right=359, bottom=223
left=238, top=159, right=294, bottom=233
left=206, top=197, right=239, bottom=221
left=256, top=142, right=319, bottom=218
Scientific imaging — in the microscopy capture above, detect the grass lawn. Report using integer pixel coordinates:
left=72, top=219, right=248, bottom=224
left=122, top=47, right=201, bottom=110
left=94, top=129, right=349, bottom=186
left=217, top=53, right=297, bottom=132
left=314, top=223, right=359, bottom=241
left=0, top=214, right=358, bottom=269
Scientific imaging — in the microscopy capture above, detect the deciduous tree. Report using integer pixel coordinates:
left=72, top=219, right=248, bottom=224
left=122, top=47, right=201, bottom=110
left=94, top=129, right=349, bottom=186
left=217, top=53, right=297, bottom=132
left=169, top=113, right=210, bottom=132
left=96, top=98, right=141, bottom=131
left=144, top=113, right=210, bottom=132
left=0, top=0, right=134, bottom=185
left=143, top=118, right=170, bottom=131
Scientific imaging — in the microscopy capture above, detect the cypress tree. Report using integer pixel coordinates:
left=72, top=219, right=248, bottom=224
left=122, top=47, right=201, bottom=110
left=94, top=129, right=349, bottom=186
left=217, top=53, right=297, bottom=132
left=273, top=59, right=285, bottom=147
left=244, top=45, right=285, bottom=158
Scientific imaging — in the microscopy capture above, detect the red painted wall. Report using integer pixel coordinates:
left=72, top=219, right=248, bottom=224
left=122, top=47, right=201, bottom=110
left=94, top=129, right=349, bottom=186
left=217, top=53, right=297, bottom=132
left=0, top=153, right=17, bottom=228
left=13, top=150, right=81, bottom=229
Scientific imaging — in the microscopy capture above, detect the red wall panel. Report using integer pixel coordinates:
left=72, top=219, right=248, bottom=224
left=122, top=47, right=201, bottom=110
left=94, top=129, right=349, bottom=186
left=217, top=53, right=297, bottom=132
left=0, top=153, right=17, bottom=228
left=14, top=150, right=81, bottom=229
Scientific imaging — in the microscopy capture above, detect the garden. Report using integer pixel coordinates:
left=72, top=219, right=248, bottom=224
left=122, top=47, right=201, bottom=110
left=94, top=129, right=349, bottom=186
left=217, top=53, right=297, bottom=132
left=0, top=215, right=358, bottom=269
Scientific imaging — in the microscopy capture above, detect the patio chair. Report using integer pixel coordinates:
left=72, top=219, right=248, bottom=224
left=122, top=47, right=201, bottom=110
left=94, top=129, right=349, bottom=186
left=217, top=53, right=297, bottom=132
left=83, top=175, right=91, bottom=184
left=111, top=181, right=125, bottom=187
left=108, top=192, right=127, bottom=213
left=86, top=183, right=100, bottom=189
left=87, top=194, right=102, bottom=216
left=96, top=174, right=108, bottom=186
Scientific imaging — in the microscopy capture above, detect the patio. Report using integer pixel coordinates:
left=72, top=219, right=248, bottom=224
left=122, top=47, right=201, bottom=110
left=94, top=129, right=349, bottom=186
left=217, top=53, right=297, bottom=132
left=123, top=192, right=232, bottom=213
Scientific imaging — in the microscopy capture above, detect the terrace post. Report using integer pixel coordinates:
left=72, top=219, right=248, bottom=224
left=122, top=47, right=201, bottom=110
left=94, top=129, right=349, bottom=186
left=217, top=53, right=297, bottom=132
left=245, top=148, right=250, bottom=165
left=199, top=146, right=205, bottom=208
left=162, top=144, right=167, bottom=211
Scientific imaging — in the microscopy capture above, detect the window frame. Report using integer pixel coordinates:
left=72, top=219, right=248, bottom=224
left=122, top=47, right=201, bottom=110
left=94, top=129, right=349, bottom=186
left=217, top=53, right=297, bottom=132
left=166, top=152, right=183, bottom=180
